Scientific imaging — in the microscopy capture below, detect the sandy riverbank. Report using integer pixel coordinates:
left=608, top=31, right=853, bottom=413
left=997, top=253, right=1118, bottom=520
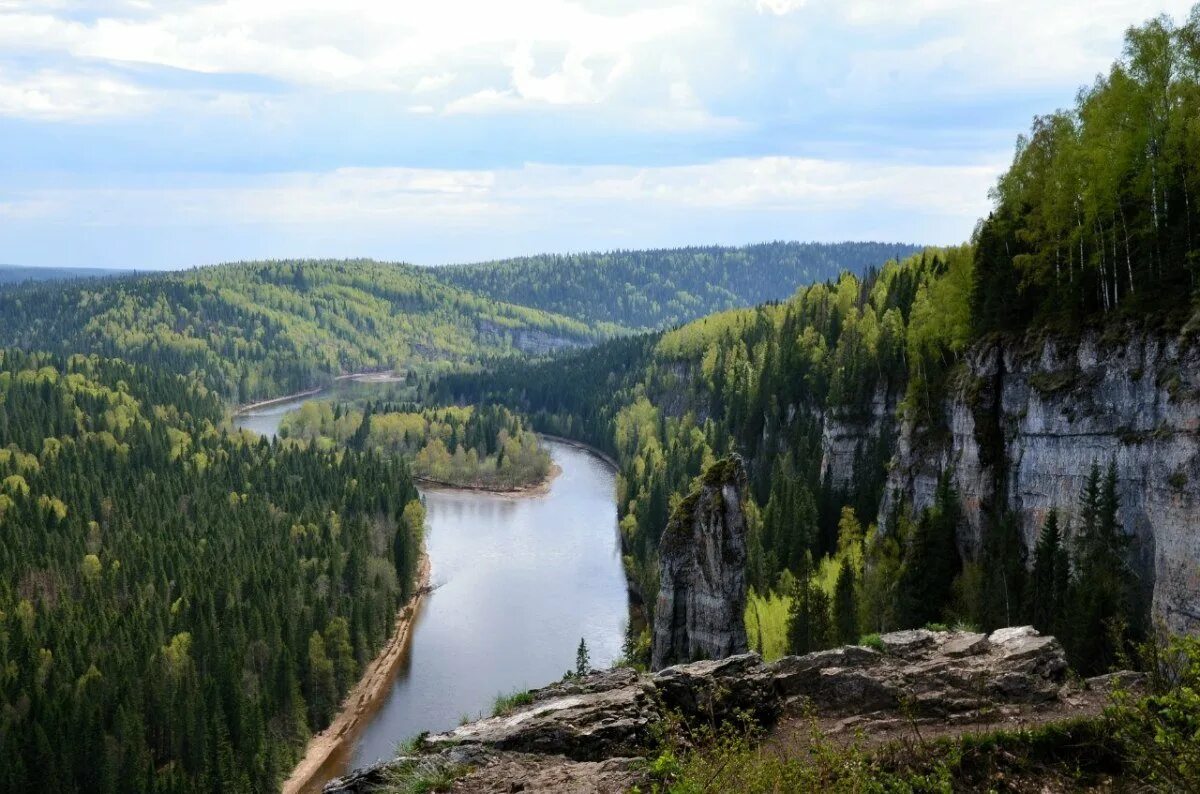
left=281, top=554, right=432, bottom=794
left=233, top=387, right=324, bottom=415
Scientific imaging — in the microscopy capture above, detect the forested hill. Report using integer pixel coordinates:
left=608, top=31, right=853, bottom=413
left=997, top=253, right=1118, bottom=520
left=0, top=259, right=605, bottom=402
left=430, top=3, right=1200, bottom=678
left=430, top=242, right=922, bottom=330
left=0, top=265, right=128, bottom=286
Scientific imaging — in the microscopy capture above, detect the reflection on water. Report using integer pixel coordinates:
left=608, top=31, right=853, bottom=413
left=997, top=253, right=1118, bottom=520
left=234, top=401, right=629, bottom=790
left=344, top=441, right=627, bottom=773
left=232, top=397, right=314, bottom=438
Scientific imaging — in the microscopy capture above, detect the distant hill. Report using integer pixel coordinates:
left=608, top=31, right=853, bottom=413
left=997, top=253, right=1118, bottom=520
left=0, top=259, right=605, bottom=401
left=0, top=264, right=129, bottom=285
left=430, top=241, right=923, bottom=330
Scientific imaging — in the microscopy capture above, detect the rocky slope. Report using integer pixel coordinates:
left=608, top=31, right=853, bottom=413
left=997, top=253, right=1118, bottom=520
left=324, top=626, right=1093, bottom=793
left=651, top=455, right=750, bottom=670
left=820, top=332, right=1200, bottom=635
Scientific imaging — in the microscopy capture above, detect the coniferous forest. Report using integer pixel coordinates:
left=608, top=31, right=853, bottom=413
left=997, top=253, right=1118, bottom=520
left=1, top=6, right=1200, bottom=793
left=0, top=351, right=423, bottom=793
left=431, top=6, right=1200, bottom=678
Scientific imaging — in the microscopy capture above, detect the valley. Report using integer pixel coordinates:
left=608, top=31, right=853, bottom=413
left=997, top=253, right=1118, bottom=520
left=2, top=4, right=1200, bottom=793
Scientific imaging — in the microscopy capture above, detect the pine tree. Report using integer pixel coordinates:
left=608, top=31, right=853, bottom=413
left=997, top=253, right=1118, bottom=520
left=978, top=511, right=1027, bottom=629
left=833, top=561, right=859, bottom=644
left=896, top=472, right=962, bottom=628
left=575, top=638, right=591, bottom=677
left=1068, top=461, right=1137, bottom=673
left=1028, top=509, right=1069, bottom=636
left=787, top=556, right=833, bottom=655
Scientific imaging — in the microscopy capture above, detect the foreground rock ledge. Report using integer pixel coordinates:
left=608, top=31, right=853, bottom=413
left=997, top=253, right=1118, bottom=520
left=325, top=627, right=1078, bottom=793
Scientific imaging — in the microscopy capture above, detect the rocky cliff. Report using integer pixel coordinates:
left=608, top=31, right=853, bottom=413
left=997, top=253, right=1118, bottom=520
left=325, top=626, right=1096, bottom=793
left=849, top=332, right=1200, bottom=635
left=651, top=455, right=749, bottom=670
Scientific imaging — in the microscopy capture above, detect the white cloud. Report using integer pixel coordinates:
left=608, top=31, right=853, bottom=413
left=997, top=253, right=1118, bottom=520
left=0, top=0, right=1192, bottom=125
left=0, top=65, right=148, bottom=119
left=1, top=156, right=997, bottom=229
left=756, top=0, right=808, bottom=15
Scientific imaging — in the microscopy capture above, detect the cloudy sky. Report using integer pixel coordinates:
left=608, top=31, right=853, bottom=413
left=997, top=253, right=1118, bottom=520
left=1, top=0, right=1194, bottom=269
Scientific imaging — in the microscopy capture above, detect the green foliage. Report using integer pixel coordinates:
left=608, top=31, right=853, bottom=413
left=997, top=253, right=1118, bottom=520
left=642, top=715, right=1125, bottom=793
left=896, top=475, right=963, bottom=629
left=858, top=633, right=885, bottom=652
left=972, top=9, right=1200, bottom=335
left=435, top=242, right=921, bottom=331
left=0, top=349, right=423, bottom=793
left=576, top=637, right=592, bottom=677
left=744, top=589, right=791, bottom=662
left=379, top=761, right=467, bottom=794
left=1067, top=462, right=1141, bottom=674
left=786, top=558, right=834, bottom=656
left=0, top=260, right=603, bottom=402
left=1110, top=635, right=1200, bottom=789
left=280, top=400, right=551, bottom=489
left=491, top=689, right=535, bottom=717
left=1027, top=509, right=1070, bottom=637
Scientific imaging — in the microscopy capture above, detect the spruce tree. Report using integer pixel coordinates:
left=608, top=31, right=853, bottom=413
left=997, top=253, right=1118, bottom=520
left=1068, top=461, right=1136, bottom=673
left=787, top=556, right=834, bottom=655
left=833, top=562, right=859, bottom=644
left=1028, top=509, right=1070, bottom=637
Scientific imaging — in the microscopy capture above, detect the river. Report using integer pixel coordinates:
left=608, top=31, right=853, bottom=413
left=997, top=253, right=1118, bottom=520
left=233, top=397, right=631, bottom=790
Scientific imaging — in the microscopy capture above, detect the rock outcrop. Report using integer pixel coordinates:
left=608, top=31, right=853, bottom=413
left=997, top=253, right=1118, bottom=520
left=651, top=455, right=750, bottom=670
left=855, top=332, right=1200, bottom=635
left=325, top=627, right=1074, bottom=793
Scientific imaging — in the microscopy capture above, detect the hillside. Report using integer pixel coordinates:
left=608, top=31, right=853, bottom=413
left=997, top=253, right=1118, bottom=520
left=431, top=12, right=1200, bottom=674
left=0, top=259, right=605, bottom=402
left=430, top=241, right=922, bottom=330
left=0, top=350, right=425, bottom=792
left=0, top=265, right=129, bottom=286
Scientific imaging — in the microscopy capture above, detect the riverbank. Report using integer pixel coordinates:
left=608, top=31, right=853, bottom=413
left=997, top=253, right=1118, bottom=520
left=413, top=462, right=562, bottom=498
left=281, top=555, right=432, bottom=794
left=536, top=433, right=619, bottom=469
left=233, top=387, right=324, bottom=415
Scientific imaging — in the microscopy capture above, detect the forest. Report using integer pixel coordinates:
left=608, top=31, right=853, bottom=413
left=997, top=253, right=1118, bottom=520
left=279, top=401, right=552, bottom=490
left=431, top=13, right=1200, bottom=676
left=972, top=9, right=1200, bottom=334
left=431, top=241, right=921, bottom=330
left=2, top=8, right=1199, bottom=792
left=0, top=351, right=424, bottom=793
left=0, top=260, right=604, bottom=403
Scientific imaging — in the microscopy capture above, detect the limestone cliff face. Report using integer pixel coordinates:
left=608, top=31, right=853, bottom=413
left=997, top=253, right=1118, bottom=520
left=878, top=332, right=1200, bottom=634
left=651, top=456, right=750, bottom=671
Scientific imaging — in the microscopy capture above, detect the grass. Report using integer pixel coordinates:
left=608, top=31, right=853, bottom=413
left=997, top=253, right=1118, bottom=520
left=858, top=632, right=884, bottom=651
left=380, top=761, right=467, bottom=794
left=491, top=688, right=534, bottom=717
left=638, top=717, right=1126, bottom=793
left=394, top=732, right=428, bottom=756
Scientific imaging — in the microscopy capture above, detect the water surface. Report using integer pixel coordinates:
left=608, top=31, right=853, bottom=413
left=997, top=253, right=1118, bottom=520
left=234, top=405, right=629, bottom=789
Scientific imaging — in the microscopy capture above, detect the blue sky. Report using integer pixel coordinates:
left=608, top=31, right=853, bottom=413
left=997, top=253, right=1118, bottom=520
left=1, top=0, right=1194, bottom=269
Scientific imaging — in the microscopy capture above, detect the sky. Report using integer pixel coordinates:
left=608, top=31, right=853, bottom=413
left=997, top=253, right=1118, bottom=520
left=0, top=0, right=1195, bottom=270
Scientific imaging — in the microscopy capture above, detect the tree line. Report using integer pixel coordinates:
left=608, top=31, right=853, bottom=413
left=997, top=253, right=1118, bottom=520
left=279, top=400, right=551, bottom=490
left=433, top=241, right=922, bottom=331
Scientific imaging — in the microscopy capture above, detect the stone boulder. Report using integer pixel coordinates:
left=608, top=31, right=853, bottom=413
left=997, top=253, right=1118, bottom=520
left=769, top=626, right=1067, bottom=719
left=424, top=670, right=660, bottom=762
left=653, top=652, right=778, bottom=726
left=325, top=627, right=1072, bottom=792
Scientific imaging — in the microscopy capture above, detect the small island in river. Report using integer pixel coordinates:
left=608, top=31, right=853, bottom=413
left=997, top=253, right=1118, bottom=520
left=278, top=400, right=557, bottom=493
